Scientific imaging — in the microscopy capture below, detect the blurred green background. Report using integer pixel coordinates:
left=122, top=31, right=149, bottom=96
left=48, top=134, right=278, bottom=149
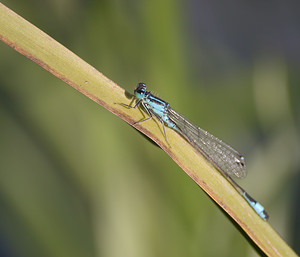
left=1, top=0, right=300, bottom=256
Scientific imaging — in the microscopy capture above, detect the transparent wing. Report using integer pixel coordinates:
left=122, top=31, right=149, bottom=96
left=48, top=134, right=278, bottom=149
left=167, top=108, right=247, bottom=179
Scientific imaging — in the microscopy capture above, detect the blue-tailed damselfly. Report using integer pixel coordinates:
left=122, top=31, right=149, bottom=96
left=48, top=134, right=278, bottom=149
left=120, top=83, right=269, bottom=221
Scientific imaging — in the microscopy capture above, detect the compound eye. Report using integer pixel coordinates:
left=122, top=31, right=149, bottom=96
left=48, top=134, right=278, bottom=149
left=138, top=82, right=146, bottom=88
left=135, top=83, right=147, bottom=96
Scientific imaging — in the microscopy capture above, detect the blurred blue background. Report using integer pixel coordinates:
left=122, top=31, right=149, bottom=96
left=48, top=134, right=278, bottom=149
left=1, top=0, right=300, bottom=256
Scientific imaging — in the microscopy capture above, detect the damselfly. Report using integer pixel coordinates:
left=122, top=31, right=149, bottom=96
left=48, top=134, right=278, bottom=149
left=120, top=83, right=269, bottom=221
